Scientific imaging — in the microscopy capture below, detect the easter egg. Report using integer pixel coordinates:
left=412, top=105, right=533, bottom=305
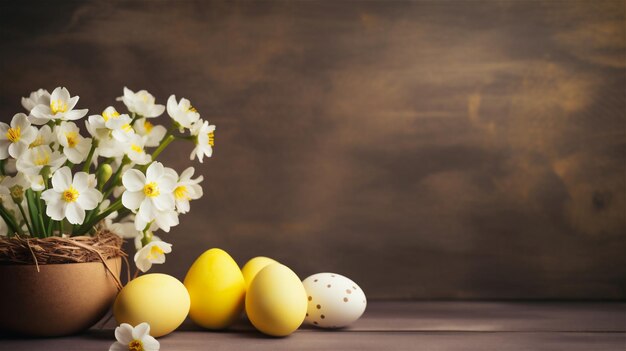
left=113, top=273, right=190, bottom=337
left=241, top=256, right=278, bottom=289
left=184, top=248, right=246, bottom=329
left=245, top=263, right=307, bottom=336
left=302, top=273, right=366, bottom=328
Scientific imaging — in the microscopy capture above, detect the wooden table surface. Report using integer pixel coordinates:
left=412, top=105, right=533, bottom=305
left=1, top=301, right=624, bottom=350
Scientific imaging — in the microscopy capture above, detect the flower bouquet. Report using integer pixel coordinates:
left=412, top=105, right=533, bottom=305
left=0, top=86, right=215, bottom=336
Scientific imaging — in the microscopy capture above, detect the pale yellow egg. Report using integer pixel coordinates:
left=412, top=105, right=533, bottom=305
left=245, top=263, right=307, bottom=337
left=241, top=256, right=278, bottom=289
left=113, top=273, right=190, bottom=338
left=184, top=248, right=246, bottom=329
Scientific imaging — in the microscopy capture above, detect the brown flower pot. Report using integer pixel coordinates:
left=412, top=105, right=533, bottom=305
left=0, top=258, right=122, bottom=337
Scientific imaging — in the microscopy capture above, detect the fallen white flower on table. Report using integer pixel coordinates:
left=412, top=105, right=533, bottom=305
left=134, top=240, right=172, bottom=273
left=117, top=87, right=165, bottom=118
left=189, top=120, right=215, bottom=163
left=29, top=87, right=88, bottom=125
left=110, top=322, right=159, bottom=351
left=41, top=166, right=103, bottom=225
left=0, top=113, right=37, bottom=159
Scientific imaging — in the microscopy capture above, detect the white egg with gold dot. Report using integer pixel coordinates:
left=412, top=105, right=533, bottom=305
left=302, top=273, right=366, bottom=328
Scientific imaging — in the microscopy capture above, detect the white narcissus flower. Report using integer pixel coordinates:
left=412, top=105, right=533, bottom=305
left=21, top=89, right=50, bottom=112
left=117, top=87, right=165, bottom=118
left=0, top=113, right=37, bottom=159
left=133, top=118, right=166, bottom=147
left=174, top=167, right=203, bottom=214
left=189, top=120, right=215, bottom=163
left=109, top=323, right=159, bottom=351
left=29, top=125, right=54, bottom=148
left=16, top=145, right=66, bottom=176
left=29, top=87, right=88, bottom=125
left=41, top=167, right=103, bottom=225
left=126, top=134, right=151, bottom=165
left=167, top=95, right=200, bottom=130
left=57, top=122, right=92, bottom=164
left=121, top=162, right=177, bottom=231
left=134, top=240, right=172, bottom=272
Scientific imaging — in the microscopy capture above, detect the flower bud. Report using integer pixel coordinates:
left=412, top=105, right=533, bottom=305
left=9, top=185, right=24, bottom=203
left=97, top=164, right=113, bottom=186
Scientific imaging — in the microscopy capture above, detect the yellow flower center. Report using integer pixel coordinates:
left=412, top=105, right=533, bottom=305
left=186, top=105, right=198, bottom=113
left=65, top=131, right=78, bottom=148
left=128, top=339, right=144, bottom=351
left=148, top=245, right=165, bottom=260
left=143, top=182, right=160, bottom=198
left=208, top=131, right=214, bottom=146
left=122, top=123, right=133, bottom=132
left=102, top=109, right=120, bottom=122
left=6, top=127, right=21, bottom=143
left=62, top=186, right=79, bottom=203
left=30, top=135, right=45, bottom=148
left=174, top=185, right=189, bottom=200
left=130, top=144, right=143, bottom=153
left=50, top=99, right=68, bottom=114
left=144, top=120, right=154, bottom=133
left=34, top=149, right=51, bottom=166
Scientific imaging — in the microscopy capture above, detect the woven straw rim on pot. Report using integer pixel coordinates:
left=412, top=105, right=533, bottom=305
left=0, top=229, right=127, bottom=290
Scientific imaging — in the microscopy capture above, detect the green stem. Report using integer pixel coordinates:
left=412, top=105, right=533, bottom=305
left=0, top=204, right=20, bottom=237
left=16, top=203, right=33, bottom=235
left=103, top=157, right=129, bottom=195
left=82, top=140, right=98, bottom=172
left=150, top=134, right=175, bottom=162
left=59, top=220, right=64, bottom=236
left=25, top=189, right=41, bottom=237
left=74, top=200, right=124, bottom=235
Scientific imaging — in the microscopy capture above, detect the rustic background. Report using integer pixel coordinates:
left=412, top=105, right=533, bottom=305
left=0, top=0, right=624, bottom=299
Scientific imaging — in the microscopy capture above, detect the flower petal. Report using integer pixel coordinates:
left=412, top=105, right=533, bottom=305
left=114, top=323, right=134, bottom=344
left=122, top=191, right=144, bottom=211
left=146, top=162, right=164, bottom=183
left=65, top=202, right=85, bottom=225
left=72, top=171, right=89, bottom=192
left=78, top=188, right=102, bottom=210
left=64, top=109, right=89, bottom=120
left=52, top=166, right=72, bottom=191
left=152, top=193, right=174, bottom=211
left=166, top=95, right=177, bottom=118
left=132, top=322, right=151, bottom=340
left=142, top=335, right=160, bottom=351
left=122, top=169, right=145, bottom=192
left=108, top=342, right=128, bottom=351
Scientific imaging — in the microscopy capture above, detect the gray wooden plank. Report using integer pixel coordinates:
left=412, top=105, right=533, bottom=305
left=1, top=331, right=624, bottom=351
left=2, top=302, right=624, bottom=350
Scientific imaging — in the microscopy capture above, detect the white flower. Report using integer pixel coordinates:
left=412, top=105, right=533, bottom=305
left=57, top=122, right=92, bottom=164
left=29, top=87, right=88, bottom=125
left=21, top=89, right=50, bottom=112
left=174, top=167, right=203, bottom=214
left=167, top=95, right=200, bottom=130
left=41, top=167, right=103, bottom=225
left=109, top=323, right=159, bottom=351
left=0, top=113, right=37, bottom=159
left=16, top=145, right=66, bottom=176
left=126, top=134, right=151, bottom=165
left=189, top=120, right=215, bottom=163
left=121, top=162, right=176, bottom=230
left=29, top=125, right=54, bottom=148
left=134, top=240, right=172, bottom=272
left=133, top=118, right=166, bottom=147
left=117, top=87, right=165, bottom=118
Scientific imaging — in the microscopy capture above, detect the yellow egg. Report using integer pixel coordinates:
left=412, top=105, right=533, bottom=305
left=113, top=273, right=189, bottom=338
left=184, top=248, right=246, bottom=329
left=241, top=256, right=278, bottom=289
left=245, top=263, right=307, bottom=337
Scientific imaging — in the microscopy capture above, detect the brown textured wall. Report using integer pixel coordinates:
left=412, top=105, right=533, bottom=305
left=0, top=0, right=624, bottom=299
